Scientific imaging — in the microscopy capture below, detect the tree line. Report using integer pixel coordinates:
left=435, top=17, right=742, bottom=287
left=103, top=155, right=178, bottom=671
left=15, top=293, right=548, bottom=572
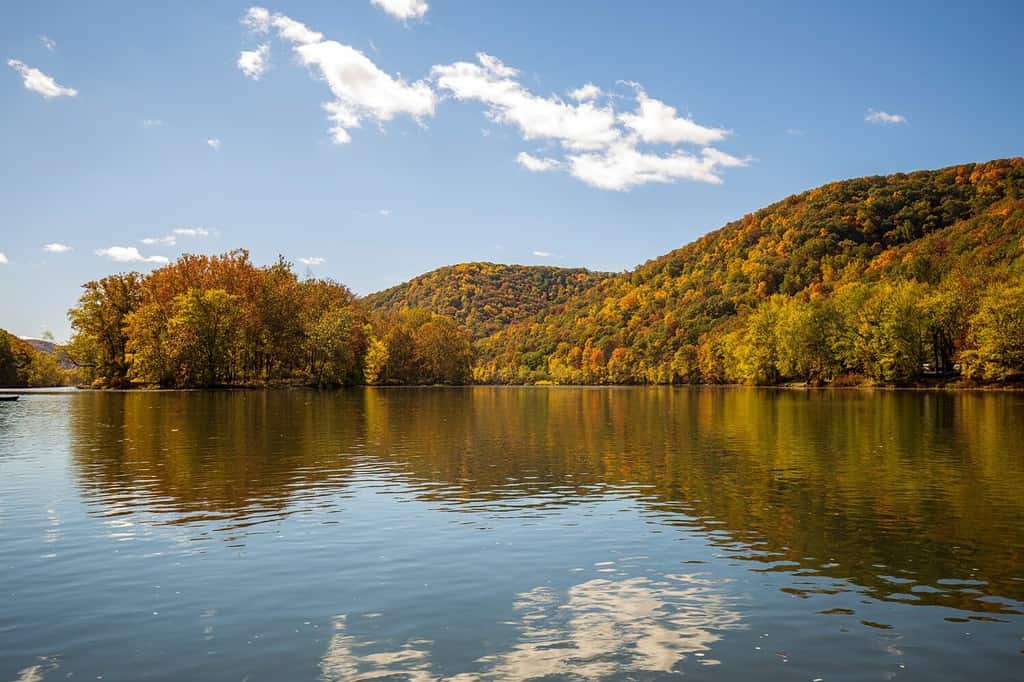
left=65, top=250, right=472, bottom=388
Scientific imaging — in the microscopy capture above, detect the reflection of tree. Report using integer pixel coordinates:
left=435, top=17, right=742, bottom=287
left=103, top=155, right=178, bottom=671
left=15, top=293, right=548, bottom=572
left=319, top=574, right=743, bottom=681
left=69, top=386, right=1024, bottom=612
left=70, top=390, right=365, bottom=523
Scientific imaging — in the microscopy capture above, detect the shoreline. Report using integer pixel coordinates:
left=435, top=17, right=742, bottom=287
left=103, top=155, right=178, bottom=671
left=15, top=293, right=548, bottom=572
left=3, top=382, right=1023, bottom=394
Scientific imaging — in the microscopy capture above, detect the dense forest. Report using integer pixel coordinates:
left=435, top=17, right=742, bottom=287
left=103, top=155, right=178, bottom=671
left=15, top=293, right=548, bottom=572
left=16, top=157, right=1024, bottom=389
left=63, top=250, right=472, bottom=388
left=364, top=263, right=611, bottom=339
left=469, top=158, right=1024, bottom=385
left=0, top=329, right=67, bottom=387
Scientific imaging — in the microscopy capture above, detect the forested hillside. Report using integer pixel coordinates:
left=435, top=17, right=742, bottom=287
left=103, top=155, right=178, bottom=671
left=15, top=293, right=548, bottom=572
left=363, top=263, right=611, bottom=339
left=472, top=158, right=1024, bottom=385
left=58, top=158, right=1024, bottom=388
left=0, top=330, right=67, bottom=387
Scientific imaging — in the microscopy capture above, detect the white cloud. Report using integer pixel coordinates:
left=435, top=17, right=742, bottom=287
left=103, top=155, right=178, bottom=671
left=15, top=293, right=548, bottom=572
left=516, top=152, right=560, bottom=172
left=40, top=36, right=56, bottom=52
left=371, top=0, right=429, bottom=21
left=785, top=128, right=804, bottom=136
left=238, top=43, right=270, bottom=80
left=0, top=253, right=8, bottom=264
left=173, top=227, right=210, bottom=237
left=142, top=227, right=210, bottom=246
left=243, top=7, right=435, bottom=144
left=298, top=256, right=325, bottom=265
left=207, top=138, right=221, bottom=150
left=568, top=144, right=749, bottom=191
left=43, top=243, right=71, bottom=253
left=532, top=250, right=552, bottom=258
left=95, top=247, right=168, bottom=264
left=141, top=118, right=164, bottom=128
left=378, top=209, right=392, bottom=217
left=865, top=109, right=907, bottom=125
left=433, top=54, right=620, bottom=151
left=619, top=88, right=728, bottom=145
left=433, top=53, right=746, bottom=190
left=568, top=83, right=601, bottom=102
left=6, top=59, right=77, bottom=98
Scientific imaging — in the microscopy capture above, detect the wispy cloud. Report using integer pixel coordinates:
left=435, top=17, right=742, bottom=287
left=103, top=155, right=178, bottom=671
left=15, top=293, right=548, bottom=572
left=370, top=0, right=429, bottom=21
left=43, top=243, right=71, bottom=253
left=6, top=59, right=77, bottom=98
left=865, top=109, right=907, bottom=125
left=141, top=227, right=211, bottom=247
left=39, top=36, right=56, bottom=52
left=532, top=250, right=552, bottom=258
left=0, top=253, right=8, bottom=265
left=174, top=227, right=210, bottom=237
left=95, top=246, right=168, bottom=264
left=378, top=209, right=392, bottom=217
left=298, top=256, right=325, bottom=265
left=517, top=152, right=561, bottom=173
left=785, top=128, right=804, bottom=136
left=241, top=6, right=435, bottom=144
left=141, top=118, right=164, bottom=128
left=207, top=138, right=222, bottom=150
left=238, top=43, right=270, bottom=80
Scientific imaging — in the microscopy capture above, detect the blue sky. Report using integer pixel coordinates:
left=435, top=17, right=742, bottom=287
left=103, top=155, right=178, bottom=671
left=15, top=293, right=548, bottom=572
left=1, top=1, right=1021, bottom=340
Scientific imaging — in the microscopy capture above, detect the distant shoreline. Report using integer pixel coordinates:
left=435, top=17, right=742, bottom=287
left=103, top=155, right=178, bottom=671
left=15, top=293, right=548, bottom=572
left=3, top=382, right=1022, bottom=394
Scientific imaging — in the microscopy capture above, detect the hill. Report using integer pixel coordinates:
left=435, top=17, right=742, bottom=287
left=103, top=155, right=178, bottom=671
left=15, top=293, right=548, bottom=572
left=362, top=262, right=612, bottom=339
left=471, top=158, right=1024, bottom=384
left=0, top=330, right=68, bottom=387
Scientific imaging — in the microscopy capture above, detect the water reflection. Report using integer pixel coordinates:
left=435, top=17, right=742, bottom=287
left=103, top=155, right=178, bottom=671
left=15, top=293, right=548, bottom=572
left=319, top=573, right=743, bottom=681
left=67, top=387, right=1024, bottom=616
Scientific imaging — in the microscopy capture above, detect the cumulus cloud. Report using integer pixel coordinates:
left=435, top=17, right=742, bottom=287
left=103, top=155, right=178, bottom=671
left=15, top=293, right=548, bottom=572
left=40, top=36, right=56, bottom=52
left=238, top=43, right=270, bottom=80
left=43, top=243, right=71, bottom=253
left=95, top=247, right=168, bottom=264
left=7, top=59, right=77, bottom=98
left=865, top=109, right=907, bottom=125
left=568, top=144, right=748, bottom=191
left=0, top=253, right=8, bottom=264
left=619, top=88, right=728, bottom=145
left=568, top=83, right=602, bottom=102
left=207, top=138, right=222, bottom=150
left=242, top=6, right=435, bottom=144
left=298, top=256, right=325, bottom=265
left=371, top=0, right=429, bottom=20
left=434, top=53, right=746, bottom=190
left=532, top=250, right=552, bottom=258
left=517, top=152, right=560, bottom=172
left=433, top=54, right=619, bottom=151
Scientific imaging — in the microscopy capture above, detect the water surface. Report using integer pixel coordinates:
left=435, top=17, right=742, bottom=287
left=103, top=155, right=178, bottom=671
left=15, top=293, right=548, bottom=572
left=1, top=387, right=1022, bottom=680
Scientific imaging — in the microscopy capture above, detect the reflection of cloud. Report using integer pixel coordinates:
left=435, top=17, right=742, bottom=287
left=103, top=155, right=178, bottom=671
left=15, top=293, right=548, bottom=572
left=463, top=575, right=744, bottom=679
left=320, top=615, right=434, bottom=681
left=13, top=657, right=59, bottom=681
left=319, top=574, right=743, bottom=680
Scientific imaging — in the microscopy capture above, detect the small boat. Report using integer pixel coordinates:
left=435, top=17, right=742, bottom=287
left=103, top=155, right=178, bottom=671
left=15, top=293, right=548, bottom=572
left=0, top=395, right=19, bottom=402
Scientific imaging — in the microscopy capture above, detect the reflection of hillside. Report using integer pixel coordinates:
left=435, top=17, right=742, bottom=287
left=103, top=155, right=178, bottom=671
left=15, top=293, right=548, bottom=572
left=359, top=388, right=1024, bottom=612
left=70, top=390, right=366, bottom=523
left=319, top=573, right=743, bottom=681
left=69, top=387, right=1024, bottom=613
